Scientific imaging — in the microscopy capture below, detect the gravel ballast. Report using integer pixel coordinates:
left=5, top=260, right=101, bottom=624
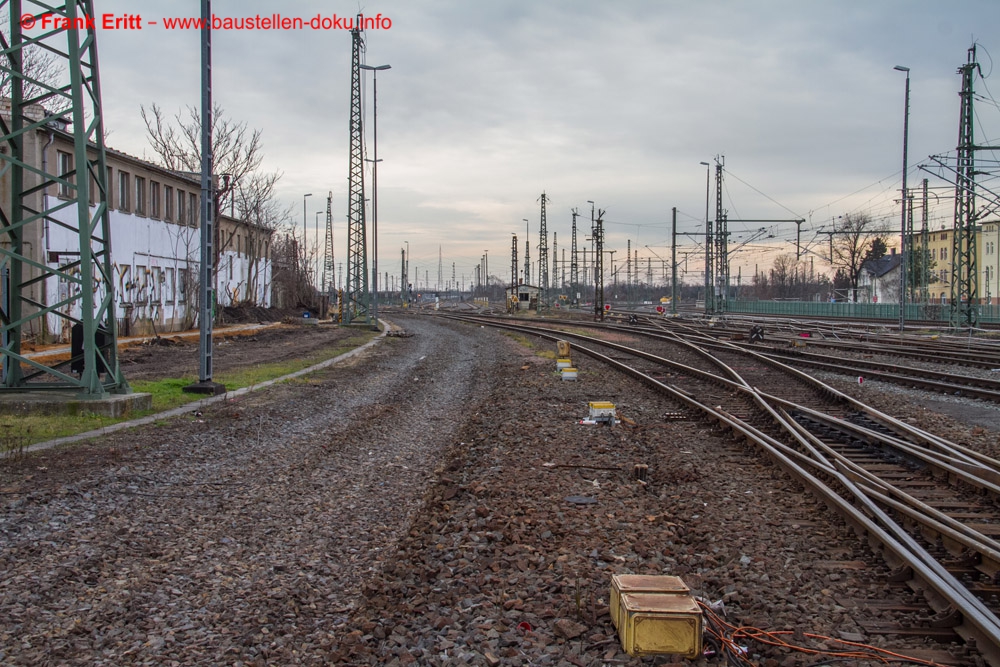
left=0, top=314, right=979, bottom=666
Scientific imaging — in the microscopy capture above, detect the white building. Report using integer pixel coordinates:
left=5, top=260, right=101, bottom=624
left=2, top=103, right=273, bottom=341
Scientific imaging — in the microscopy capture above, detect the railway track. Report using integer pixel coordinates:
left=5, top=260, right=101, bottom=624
left=480, top=313, right=1000, bottom=404
left=443, top=312, right=1000, bottom=665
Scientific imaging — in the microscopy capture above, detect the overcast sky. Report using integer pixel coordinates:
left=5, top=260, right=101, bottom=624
left=90, top=0, right=1000, bottom=290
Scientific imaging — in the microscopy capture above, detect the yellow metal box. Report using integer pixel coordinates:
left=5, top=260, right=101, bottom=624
left=609, top=574, right=689, bottom=631
left=617, top=593, right=702, bottom=658
left=557, top=340, right=572, bottom=357
left=588, top=401, right=616, bottom=420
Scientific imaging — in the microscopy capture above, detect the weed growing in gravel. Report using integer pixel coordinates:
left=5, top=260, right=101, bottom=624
left=0, top=420, right=28, bottom=459
left=0, top=330, right=380, bottom=448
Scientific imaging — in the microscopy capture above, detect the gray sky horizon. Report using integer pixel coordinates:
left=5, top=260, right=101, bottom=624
left=89, top=0, right=1000, bottom=291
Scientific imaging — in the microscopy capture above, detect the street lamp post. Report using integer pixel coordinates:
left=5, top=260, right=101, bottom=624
left=360, top=63, right=391, bottom=329
left=894, top=65, right=910, bottom=333
left=700, top=161, right=711, bottom=314
left=302, top=193, right=312, bottom=288
left=315, top=211, right=322, bottom=288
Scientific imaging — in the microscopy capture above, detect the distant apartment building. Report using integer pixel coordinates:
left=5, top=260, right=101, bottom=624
left=0, top=101, right=273, bottom=341
left=882, top=221, right=1000, bottom=305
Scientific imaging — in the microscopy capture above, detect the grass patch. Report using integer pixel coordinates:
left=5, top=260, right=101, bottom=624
left=3, top=330, right=377, bottom=448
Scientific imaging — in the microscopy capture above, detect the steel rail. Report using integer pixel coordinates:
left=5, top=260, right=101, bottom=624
left=441, top=313, right=1000, bottom=662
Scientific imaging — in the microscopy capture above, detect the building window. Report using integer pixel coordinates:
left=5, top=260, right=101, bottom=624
left=118, top=171, right=130, bottom=211
left=941, top=233, right=948, bottom=241
left=164, top=185, right=173, bottom=221
left=177, top=190, right=185, bottom=224
left=57, top=151, right=73, bottom=197
left=106, top=166, right=114, bottom=209
left=940, top=247, right=947, bottom=260
left=165, top=267, right=175, bottom=304
left=178, top=268, right=189, bottom=303
left=134, top=176, right=146, bottom=215
left=150, top=181, right=160, bottom=218
left=189, top=192, right=198, bottom=225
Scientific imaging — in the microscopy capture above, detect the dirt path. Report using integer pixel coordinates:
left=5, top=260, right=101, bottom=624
left=0, top=315, right=501, bottom=665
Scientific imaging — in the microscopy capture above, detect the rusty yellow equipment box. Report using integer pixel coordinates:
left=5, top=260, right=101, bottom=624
left=616, top=593, right=702, bottom=658
left=609, top=574, right=689, bottom=631
left=588, top=401, right=616, bottom=421
left=557, top=340, right=572, bottom=357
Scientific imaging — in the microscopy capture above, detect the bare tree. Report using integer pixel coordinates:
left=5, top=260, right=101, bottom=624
left=141, top=102, right=264, bottom=217
left=0, top=13, right=65, bottom=103
left=830, top=213, right=889, bottom=298
left=141, top=103, right=289, bottom=307
left=226, top=171, right=292, bottom=305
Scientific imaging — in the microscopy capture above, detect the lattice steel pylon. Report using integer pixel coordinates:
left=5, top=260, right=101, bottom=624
left=322, top=191, right=334, bottom=297
left=344, top=15, right=368, bottom=324
left=537, top=192, right=548, bottom=306
left=523, top=220, right=530, bottom=286
left=0, top=0, right=128, bottom=396
left=593, top=210, right=605, bottom=321
left=920, top=179, right=929, bottom=305
left=570, top=208, right=579, bottom=299
left=713, top=157, right=728, bottom=313
left=950, top=45, right=980, bottom=328
left=510, top=233, right=518, bottom=293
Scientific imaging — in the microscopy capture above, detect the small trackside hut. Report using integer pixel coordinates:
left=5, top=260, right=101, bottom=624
left=506, top=284, right=539, bottom=312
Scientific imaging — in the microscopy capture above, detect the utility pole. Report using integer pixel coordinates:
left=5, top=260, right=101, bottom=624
left=400, top=248, right=406, bottom=306
left=671, top=207, right=678, bottom=315
left=626, top=239, right=632, bottom=306
left=700, top=162, right=713, bottom=315
left=588, top=201, right=596, bottom=300
left=571, top=208, right=579, bottom=302
left=561, top=248, right=566, bottom=290
left=437, top=245, right=443, bottom=292
left=523, top=220, right=531, bottom=285
left=894, top=64, right=910, bottom=333
left=594, top=209, right=606, bottom=320
left=510, top=234, right=520, bottom=298
left=950, top=46, right=981, bottom=328
left=552, top=232, right=558, bottom=291
left=345, top=14, right=368, bottom=324
left=713, top=157, right=728, bottom=312
left=538, top=192, right=549, bottom=305
left=921, top=179, right=929, bottom=305
left=322, top=191, right=334, bottom=297
left=0, top=0, right=131, bottom=395
left=185, top=0, right=225, bottom=394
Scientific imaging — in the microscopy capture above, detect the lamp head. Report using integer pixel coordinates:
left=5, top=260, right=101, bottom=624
left=893, top=65, right=910, bottom=73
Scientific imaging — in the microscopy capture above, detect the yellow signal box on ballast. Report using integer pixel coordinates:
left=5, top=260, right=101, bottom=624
left=609, top=574, right=701, bottom=658
left=588, top=401, right=616, bottom=422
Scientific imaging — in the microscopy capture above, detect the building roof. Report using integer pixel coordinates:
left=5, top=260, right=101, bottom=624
left=862, top=253, right=902, bottom=278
